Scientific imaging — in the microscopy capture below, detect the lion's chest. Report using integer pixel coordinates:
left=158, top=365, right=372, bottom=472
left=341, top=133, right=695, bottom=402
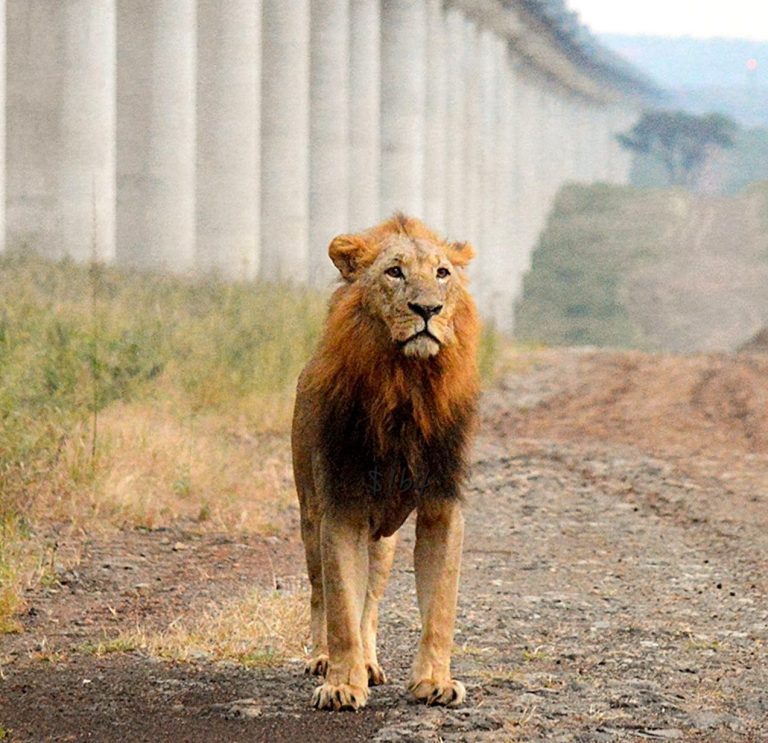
left=319, top=393, right=468, bottom=530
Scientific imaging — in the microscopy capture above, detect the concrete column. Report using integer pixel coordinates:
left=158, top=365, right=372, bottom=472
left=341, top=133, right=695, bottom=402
left=309, top=0, right=350, bottom=286
left=423, top=0, right=447, bottom=233
left=117, top=0, right=196, bottom=271
left=196, top=0, right=261, bottom=280
left=7, top=0, right=115, bottom=261
left=0, top=2, right=5, bottom=255
left=380, top=0, right=427, bottom=217
left=261, top=0, right=310, bottom=282
left=525, top=80, right=547, bottom=250
left=444, top=7, right=466, bottom=239
left=593, top=105, right=609, bottom=182
left=608, top=107, right=635, bottom=184
left=493, top=38, right=518, bottom=330
left=462, top=19, right=481, bottom=247
left=562, top=96, right=579, bottom=182
left=575, top=98, right=594, bottom=182
left=349, top=0, right=380, bottom=231
left=476, top=28, right=497, bottom=316
left=511, top=68, right=536, bottom=268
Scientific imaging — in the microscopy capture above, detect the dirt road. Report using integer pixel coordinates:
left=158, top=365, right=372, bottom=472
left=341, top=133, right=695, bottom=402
left=2, top=349, right=767, bottom=741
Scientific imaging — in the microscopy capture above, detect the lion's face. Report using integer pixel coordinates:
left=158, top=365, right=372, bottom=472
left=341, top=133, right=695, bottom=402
left=359, top=235, right=464, bottom=359
left=328, top=217, right=475, bottom=361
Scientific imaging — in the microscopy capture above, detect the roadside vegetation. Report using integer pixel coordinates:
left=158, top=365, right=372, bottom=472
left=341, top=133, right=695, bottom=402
left=0, top=251, right=500, bottom=638
left=0, top=252, right=325, bottom=632
left=515, top=181, right=768, bottom=350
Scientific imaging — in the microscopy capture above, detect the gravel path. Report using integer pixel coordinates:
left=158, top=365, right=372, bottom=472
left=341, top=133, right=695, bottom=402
left=2, top=349, right=767, bottom=741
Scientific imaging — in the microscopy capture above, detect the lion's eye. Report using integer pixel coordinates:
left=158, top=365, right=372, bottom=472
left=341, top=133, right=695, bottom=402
left=436, top=267, right=450, bottom=279
left=385, top=266, right=404, bottom=279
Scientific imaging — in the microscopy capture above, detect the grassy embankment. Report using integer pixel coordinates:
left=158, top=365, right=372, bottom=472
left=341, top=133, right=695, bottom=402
left=0, top=252, right=499, bottom=660
left=515, top=181, right=768, bottom=350
left=0, top=252, right=325, bottom=636
left=514, top=183, right=686, bottom=349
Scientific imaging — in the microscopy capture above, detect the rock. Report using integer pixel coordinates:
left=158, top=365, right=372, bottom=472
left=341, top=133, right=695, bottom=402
left=642, top=729, right=684, bottom=740
left=210, top=698, right=262, bottom=719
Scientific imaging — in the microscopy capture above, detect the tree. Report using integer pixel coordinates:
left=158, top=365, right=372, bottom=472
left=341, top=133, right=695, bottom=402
left=618, top=110, right=737, bottom=188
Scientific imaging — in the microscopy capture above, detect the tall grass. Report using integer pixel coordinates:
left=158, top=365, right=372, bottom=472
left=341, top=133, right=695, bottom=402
left=0, top=250, right=500, bottom=631
left=0, top=252, right=324, bottom=514
left=0, top=252, right=326, bottom=628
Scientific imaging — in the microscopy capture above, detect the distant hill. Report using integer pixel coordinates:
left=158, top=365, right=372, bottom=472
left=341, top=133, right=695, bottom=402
left=601, top=34, right=768, bottom=127
left=514, top=183, right=768, bottom=352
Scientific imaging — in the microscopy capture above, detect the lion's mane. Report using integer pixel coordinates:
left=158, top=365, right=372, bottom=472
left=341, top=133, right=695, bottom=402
left=304, top=217, right=480, bottom=521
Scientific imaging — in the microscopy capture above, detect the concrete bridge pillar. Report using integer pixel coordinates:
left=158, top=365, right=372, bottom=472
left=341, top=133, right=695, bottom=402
left=444, top=7, right=466, bottom=239
left=196, top=0, right=261, bottom=280
left=511, top=69, right=536, bottom=267
left=309, top=0, right=350, bottom=286
left=349, top=0, right=380, bottom=231
left=380, top=0, right=427, bottom=217
left=7, top=0, right=115, bottom=261
left=477, top=28, right=498, bottom=314
left=0, top=3, right=6, bottom=255
left=493, top=37, right=517, bottom=328
left=462, top=19, right=481, bottom=247
left=596, top=106, right=612, bottom=182
left=563, top=96, right=580, bottom=182
left=424, top=0, right=448, bottom=234
left=260, top=0, right=311, bottom=282
left=117, top=0, right=196, bottom=271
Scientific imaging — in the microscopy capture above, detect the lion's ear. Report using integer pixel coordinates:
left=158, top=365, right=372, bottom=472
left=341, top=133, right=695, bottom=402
left=446, top=241, right=475, bottom=268
left=328, top=234, right=371, bottom=281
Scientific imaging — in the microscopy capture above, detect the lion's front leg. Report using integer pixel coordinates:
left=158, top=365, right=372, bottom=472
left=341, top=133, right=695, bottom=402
left=312, top=508, right=370, bottom=711
left=300, top=514, right=328, bottom=677
left=408, top=499, right=466, bottom=707
left=361, top=534, right=397, bottom=685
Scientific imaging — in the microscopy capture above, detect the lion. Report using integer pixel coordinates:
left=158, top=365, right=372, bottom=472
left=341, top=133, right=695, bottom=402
left=291, top=214, right=480, bottom=711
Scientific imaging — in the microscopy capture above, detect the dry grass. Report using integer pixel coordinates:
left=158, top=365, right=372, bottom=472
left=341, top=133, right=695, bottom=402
left=86, top=587, right=309, bottom=668
left=0, top=252, right=326, bottom=630
left=49, top=402, right=295, bottom=534
left=0, top=250, right=502, bottom=634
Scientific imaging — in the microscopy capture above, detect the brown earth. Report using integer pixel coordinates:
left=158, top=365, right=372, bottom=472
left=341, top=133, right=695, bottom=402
left=2, top=348, right=768, bottom=741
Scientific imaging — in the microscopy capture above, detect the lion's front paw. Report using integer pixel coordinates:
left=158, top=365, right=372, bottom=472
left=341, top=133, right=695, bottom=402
left=409, top=678, right=466, bottom=707
left=305, top=654, right=329, bottom=677
left=311, top=682, right=369, bottom=711
left=366, top=661, right=387, bottom=686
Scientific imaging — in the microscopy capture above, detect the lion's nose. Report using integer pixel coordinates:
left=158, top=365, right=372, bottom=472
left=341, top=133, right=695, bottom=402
left=408, top=302, right=443, bottom=320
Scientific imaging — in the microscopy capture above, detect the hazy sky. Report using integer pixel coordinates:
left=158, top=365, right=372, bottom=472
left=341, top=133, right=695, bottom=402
left=565, top=1, right=768, bottom=41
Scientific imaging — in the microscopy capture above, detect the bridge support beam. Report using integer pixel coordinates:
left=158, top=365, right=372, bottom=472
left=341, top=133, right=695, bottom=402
left=7, top=0, right=115, bottom=261
left=309, top=0, right=350, bottom=286
left=196, top=0, right=261, bottom=279
left=380, top=0, right=427, bottom=217
left=444, top=7, right=467, bottom=240
left=348, top=0, right=380, bottom=231
left=492, top=36, right=517, bottom=329
left=260, top=0, right=311, bottom=282
left=424, top=0, right=448, bottom=234
left=117, top=0, right=196, bottom=271
left=0, top=3, right=6, bottom=255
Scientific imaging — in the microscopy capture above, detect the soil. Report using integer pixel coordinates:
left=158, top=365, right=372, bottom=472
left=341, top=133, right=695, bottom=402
left=2, top=348, right=767, bottom=742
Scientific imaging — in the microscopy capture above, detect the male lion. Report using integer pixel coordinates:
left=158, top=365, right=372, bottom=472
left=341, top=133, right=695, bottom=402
left=292, top=214, right=479, bottom=711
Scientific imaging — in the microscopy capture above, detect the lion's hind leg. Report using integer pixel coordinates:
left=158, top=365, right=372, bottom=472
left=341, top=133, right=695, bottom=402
left=361, top=534, right=397, bottom=685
